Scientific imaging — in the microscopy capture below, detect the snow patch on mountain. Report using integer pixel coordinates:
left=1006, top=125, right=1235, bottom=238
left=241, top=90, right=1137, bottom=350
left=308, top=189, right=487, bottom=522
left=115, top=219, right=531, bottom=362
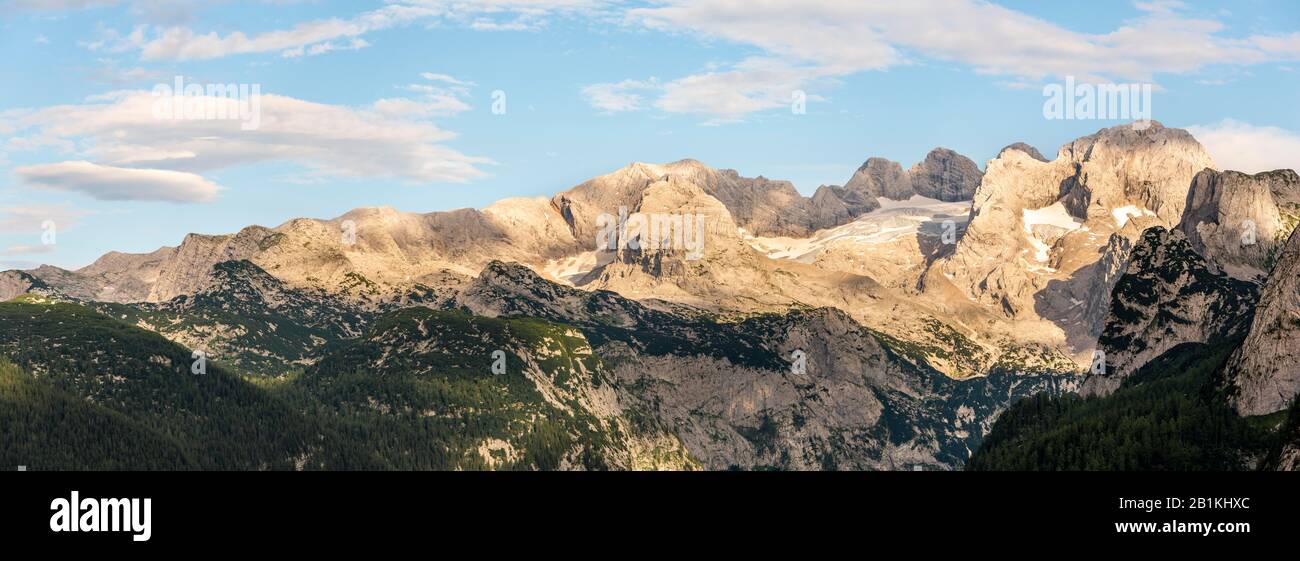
left=1111, top=205, right=1156, bottom=228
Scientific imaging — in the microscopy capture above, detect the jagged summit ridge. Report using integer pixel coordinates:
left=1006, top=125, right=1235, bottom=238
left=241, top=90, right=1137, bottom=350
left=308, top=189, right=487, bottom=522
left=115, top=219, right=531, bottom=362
left=931, top=121, right=1216, bottom=359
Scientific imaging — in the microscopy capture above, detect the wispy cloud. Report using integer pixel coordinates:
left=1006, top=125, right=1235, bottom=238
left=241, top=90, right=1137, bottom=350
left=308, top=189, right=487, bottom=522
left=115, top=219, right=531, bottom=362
left=82, top=1, right=614, bottom=61
left=1187, top=119, right=1300, bottom=175
left=5, top=84, right=491, bottom=203
left=0, top=204, right=92, bottom=233
left=584, top=0, right=1300, bottom=121
left=581, top=78, right=659, bottom=113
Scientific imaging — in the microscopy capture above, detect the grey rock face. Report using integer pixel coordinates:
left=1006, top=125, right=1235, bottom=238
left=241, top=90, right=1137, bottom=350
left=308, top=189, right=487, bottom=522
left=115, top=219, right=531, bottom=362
left=827, top=148, right=984, bottom=213
left=935, top=122, right=1216, bottom=354
left=1179, top=169, right=1300, bottom=281
left=552, top=159, right=830, bottom=239
left=1275, top=413, right=1300, bottom=470
left=0, top=270, right=52, bottom=301
left=840, top=157, right=913, bottom=201
left=997, top=142, right=1048, bottom=162
left=148, top=228, right=270, bottom=302
left=1083, top=227, right=1259, bottom=395
left=1224, top=226, right=1300, bottom=416
left=909, top=148, right=984, bottom=202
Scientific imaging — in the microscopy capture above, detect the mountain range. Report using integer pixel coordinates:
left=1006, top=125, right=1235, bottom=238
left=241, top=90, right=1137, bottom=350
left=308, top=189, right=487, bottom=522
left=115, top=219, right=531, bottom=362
left=3, top=121, right=1298, bottom=471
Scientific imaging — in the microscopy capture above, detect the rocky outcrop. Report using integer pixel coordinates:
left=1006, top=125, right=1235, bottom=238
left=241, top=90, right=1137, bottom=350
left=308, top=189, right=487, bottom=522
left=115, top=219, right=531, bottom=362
left=1082, top=227, right=1259, bottom=395
left=997, top=142, right=1048, bottom=162
left=0, top=269, right=52, bottom=301
left=822, top=149, right=982, bottom=219
left=149, top=228, right=269, bottom=302
left=1179, top=169, right=1300, bottom=281
left=459, top=260, right=1066, bottom=470
left=933, top=122, right=1215, bottom=354
left=75, top=247, right=176, bottom=302
left=838, top=157, right=911, bottom=202
left=552, top=159, right=828, bottom=239
left=1273, top=406, right=1300, bottom=471
left=92, top=260, right=374, bottom=376
left=1223, top=226, right=1300, bottom=416
left=21, top=247, right=175, bottom=303
left=909, top=148, right=984, bottom=201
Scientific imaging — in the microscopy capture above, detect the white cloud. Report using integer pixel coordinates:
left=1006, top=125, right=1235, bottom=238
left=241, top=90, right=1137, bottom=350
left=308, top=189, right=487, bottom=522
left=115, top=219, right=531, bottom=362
left=0, top=204, right=92, bottom=233
left=373, top=95, right=471, bottom=118
left=421, top=72, right=475, bottom=86
left=383, top=72, right=477, bottom=117
left=584, top=58, right=832, bottom=121
left=1187, top=120, right=1300, bottom=174
left=2, top=244, right=57, bottom=256
left=6, top=88, right=490, bottom=188
left=86, top=1, right=613, bottom=61
left=653, top=58, right=831, bottom=119
left=581, top=78, right=658, bottom=112
left=119, top=4, right=436, bottom=60
left=282, top=38, right=371, bottom=58
left=16, top=161, right=221, bottom=203
left=597, top=0, right=1300, bottom=119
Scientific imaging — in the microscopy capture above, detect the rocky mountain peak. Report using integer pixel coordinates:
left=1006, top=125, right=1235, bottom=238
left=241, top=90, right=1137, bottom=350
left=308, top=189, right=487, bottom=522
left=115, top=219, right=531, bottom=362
left=840, top=157, right=911, bottom=202
left=997, top=142, right=1048, bottom=162
left=935, top=121, right=1215, bottom=356
left=908, top=147, right=984, bottom=202
left=1058, top=121, right=1212, bottom=226
left=0, top=269, right=52, bottom=302
left=1083, top=226, right=1260, bottom=395
left=1180, top=168, right=1300, bottom=281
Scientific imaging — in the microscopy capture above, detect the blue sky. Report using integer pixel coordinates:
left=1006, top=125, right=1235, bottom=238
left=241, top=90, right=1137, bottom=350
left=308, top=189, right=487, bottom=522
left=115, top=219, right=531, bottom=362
left=2, top=0, right=1299, bottom=269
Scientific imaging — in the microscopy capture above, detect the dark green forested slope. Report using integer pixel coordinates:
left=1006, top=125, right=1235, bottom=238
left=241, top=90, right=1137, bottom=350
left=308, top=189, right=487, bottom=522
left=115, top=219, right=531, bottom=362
left=0, top=358, right=194, bottom=469
left=0, top=294, right=381, bottom=470
left=967, top=341, right=1282, bottom=471
left=284, top=307, right=676, bottom=470
left=0, top=295, right=689, bottom=470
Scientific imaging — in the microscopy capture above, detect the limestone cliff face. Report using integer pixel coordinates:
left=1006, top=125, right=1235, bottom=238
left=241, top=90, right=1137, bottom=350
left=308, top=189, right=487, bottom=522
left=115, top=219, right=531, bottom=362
left=71, top=247, right=176, bottom=302
left=1179, top=169, right=1300, bottom=281
left=828, top=148, right=982, bottom=215
left=1082, top=227, right=1259, bottom=396
left=1224, top=226, right=1300, bottom=416
left=0, top=270, right=53, bottom=301
left=908, top=148, right=984, bottom=202
left=997, top=142, right=1049, bottom=162
left=552, top=159, right=832, bottom=240
left=148, top=228, right=269, bottom=302
left=933, top=122, right=1215, bottom=354
left=837, top=157, right=910, bottom=204
left=25, top=247, right=175, bottom=303
left=582, top=173, right=822, bottom=310
left=1274, top=411, right=1300, bottom=470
